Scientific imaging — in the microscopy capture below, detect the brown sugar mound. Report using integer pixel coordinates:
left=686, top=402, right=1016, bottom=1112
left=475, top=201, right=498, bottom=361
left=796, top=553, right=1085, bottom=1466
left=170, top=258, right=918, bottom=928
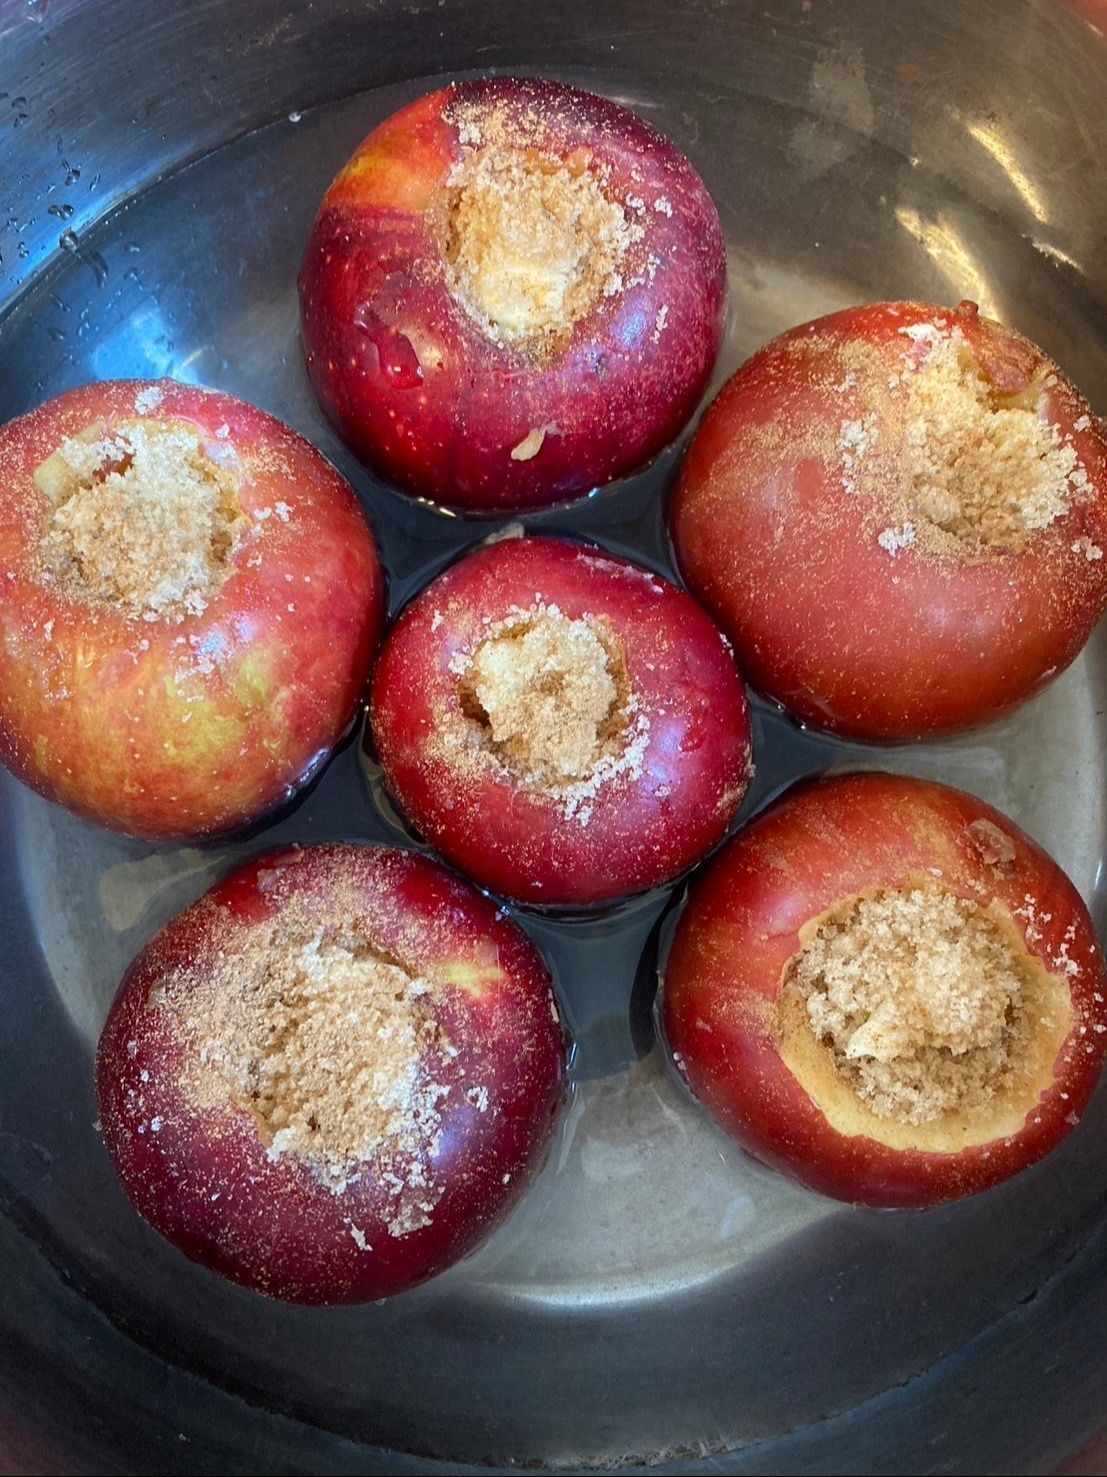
left=895, top=330, right=1078, bottom=551
left=786, top=882, right=1035, bottom=1125
left=158, top=909, right=452, bottom=1216
left=450, top=604, right=650, bottom=824
left=461, top=608, right=627, bottom=786
left=37, top=418, right=244, bottom=619
left=440, top=143, right=640, bottom=351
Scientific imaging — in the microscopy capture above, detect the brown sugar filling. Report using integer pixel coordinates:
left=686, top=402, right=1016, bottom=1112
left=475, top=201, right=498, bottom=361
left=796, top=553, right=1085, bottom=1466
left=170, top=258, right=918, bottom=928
left=160, top=913, right=452, bottom=1220
left=455, top=606, right=635, bottom=794
left=876, top=330, right=1080, bottom=553
left=777, top=880, right=1072, bottom=1151
left=35, top=418, right=244, bottom=619
left=438, top=143, right=639, bottom=351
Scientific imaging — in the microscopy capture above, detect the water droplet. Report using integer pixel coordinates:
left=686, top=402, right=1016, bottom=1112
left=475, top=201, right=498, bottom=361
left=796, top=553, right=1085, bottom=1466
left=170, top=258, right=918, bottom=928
left=125, top=242, right=141, bottom=254
left=48, top=326, right=65, bottom=343
left=355, top=305, right=424, bottom=389
left=48, top=202, right=74, bottom=220
left=58, top=228, right=78, bottom=252
left=63, top=162, right=81, bottom=186
left=17, top=242, right=29, bottom=259
left=288, top=110, right=302, bottom=124
left=83, top=250, right=109, bottom=288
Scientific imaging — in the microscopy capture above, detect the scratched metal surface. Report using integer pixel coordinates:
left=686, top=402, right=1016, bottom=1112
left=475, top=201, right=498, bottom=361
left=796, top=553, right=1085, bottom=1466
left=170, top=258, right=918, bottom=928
left=1, top=1, right=1106, bottom=1473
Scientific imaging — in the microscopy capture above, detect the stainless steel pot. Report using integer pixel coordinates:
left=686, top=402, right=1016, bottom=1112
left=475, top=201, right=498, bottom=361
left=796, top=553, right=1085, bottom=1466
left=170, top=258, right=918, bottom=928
left=2, top=1, right=1106, bottom=1472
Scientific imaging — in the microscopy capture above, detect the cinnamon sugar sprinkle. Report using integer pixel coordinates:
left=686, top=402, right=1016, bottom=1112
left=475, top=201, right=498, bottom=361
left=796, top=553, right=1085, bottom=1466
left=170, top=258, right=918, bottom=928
left=35, top=417, right=245, bottom=620
left=447, top=601, right=649, bottom=824
left=438, top=100, right=642, bottom=353
left=831, top=320, right=1090, bottom=556
left=786, top=882, right=1040, bottom=1125
left=153, top=887, right=455, bottom=1234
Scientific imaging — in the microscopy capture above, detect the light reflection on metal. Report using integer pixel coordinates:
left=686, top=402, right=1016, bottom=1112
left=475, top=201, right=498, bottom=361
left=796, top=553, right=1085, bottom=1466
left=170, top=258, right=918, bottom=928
left=1033, top=238, right=1084, bottom=273
left=89, top=303, right=178, bottom=381
left=893, top=205, right=999, bottom=316
left=962, top=116, right=1051, bottom=224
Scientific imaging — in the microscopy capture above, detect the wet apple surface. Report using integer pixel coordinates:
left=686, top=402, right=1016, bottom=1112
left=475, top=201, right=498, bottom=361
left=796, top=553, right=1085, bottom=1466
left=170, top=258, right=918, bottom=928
left=671, top=299, right=1107, bottom=739
left=369, top=535, right=752, bottom=907
left=663, top=772, right=1107, bottom=1207
left=0, top=379, right=385, bottom=838
left=96, top=843, right=568, bottom=1304
left=299, top=77, right=727, bottom=512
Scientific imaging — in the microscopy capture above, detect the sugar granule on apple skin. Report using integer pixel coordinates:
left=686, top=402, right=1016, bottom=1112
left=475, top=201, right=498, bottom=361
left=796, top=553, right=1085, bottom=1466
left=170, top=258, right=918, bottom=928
left=438, top=122, right=642, bottom=352
left=153, top=898, right=454, bottom=1233
left=448, top=603, right=650, bottom=819
left=36, top=419, right=246, bottom=620
left=784, top=882, right=1040, bottom=1125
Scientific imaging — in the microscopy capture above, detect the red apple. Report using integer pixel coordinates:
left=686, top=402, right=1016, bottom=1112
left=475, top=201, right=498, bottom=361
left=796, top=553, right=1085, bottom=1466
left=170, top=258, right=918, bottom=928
left=0, top=379, right=385, bottom=837
left=96, top=842, right=567, bottom=1304
left=369, top=534, right=752, bottom=907
left=663, top=772, right=1107, bottom=1208
left=671, top=300, right=1107, bottom=739
left=298, top=77, right=727, bottom=512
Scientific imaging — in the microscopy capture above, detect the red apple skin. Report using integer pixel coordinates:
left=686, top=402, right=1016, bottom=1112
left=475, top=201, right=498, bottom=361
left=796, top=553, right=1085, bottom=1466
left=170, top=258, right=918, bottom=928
left=96, top=843, right=567, bottom=1305
left=369, top=536, right=752, bottom=907
left=671, top=300, right=1107, bottom=740
left=298, top=77, right=727, bottom=513
left=663, top=772, right=1107, bottom=1208
left=0, top=380, right=385, bottom=838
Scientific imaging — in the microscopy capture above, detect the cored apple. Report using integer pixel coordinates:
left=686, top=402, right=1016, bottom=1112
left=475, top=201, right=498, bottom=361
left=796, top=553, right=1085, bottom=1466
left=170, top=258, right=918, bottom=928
left=96, top=842, right=567, bottom=1304
left=671, top=299, right=1107, bottom=739
left=663, top=771, right=1107, bottom=1207
left=0, top=379, right=385, bottom=837
left=299, top=76, right=727, bottom=512
left=369, top=534, right=752, bottom=907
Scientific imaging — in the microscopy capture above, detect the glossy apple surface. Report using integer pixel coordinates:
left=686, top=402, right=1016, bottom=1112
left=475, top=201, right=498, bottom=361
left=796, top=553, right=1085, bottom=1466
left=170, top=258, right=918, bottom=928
left=671, top=300, right=1107, bottom=739
left=96, top=843, right=567, bottom=1304
left=0, top=379, right=385, bottom=837
left=299, top=77, right=727, bottom=512
left=663, top=772, right=1107, bottom=1207
left=370, top=535, right=752, bottom=907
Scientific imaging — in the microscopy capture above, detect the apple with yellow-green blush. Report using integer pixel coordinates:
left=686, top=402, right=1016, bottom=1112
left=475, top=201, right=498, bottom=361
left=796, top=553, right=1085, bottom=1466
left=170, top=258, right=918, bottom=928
left=0, top=379, right=385, bottom=837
